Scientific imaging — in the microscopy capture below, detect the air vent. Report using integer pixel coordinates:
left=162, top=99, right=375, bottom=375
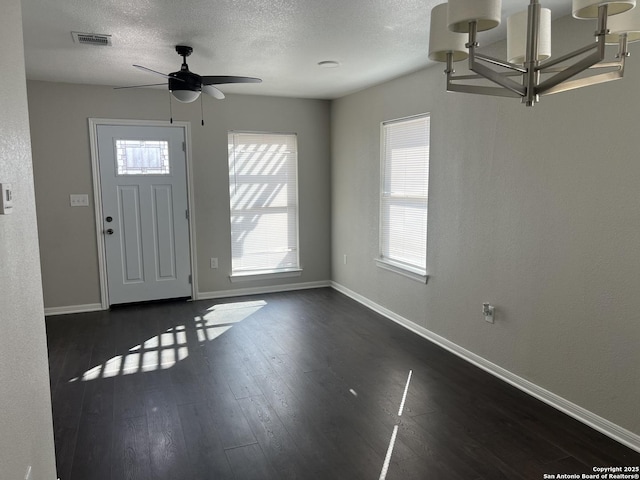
left=71, top=32, right=112, bottom=46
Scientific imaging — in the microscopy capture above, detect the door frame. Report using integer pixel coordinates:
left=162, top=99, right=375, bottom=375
left=88, top=118, right=199, bottom=309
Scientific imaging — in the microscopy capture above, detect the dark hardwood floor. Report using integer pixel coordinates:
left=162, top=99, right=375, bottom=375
left=46, top=288, right=640, bottom=479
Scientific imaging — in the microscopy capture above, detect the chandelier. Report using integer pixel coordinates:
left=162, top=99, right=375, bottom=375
left=428, top=0, right=640, bottom=106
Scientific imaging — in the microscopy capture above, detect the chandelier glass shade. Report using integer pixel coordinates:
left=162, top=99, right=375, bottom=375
left=428, top=0, right=640, bottom=106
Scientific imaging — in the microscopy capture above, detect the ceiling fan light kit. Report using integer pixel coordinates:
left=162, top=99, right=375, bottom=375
left=428, top=0, right=640, bottom=106
left=170, top=89, right=201, bottom=103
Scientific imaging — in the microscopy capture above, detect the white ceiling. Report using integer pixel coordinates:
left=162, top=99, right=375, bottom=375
left=21, top=0, right=572, bottom=100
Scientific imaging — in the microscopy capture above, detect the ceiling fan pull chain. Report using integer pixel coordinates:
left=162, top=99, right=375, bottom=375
left=200, top=93, right=205, bottom=126
left=169, top=91, right=173, bottom=124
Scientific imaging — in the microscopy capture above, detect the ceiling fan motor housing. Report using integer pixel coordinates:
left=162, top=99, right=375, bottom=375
left=169, top=70, right=202, bottom=97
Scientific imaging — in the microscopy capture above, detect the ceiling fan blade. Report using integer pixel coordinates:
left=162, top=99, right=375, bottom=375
left=202, top=84, right=225, bottom=100
left=133, top=65, right=185, bottom=82
left=201, top=75, right=262, bottom=85
left=114, top=83, right=168, bottom=90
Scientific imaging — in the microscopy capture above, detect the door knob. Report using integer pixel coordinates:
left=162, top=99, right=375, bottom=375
left=105, top=228, right=114, bottom=235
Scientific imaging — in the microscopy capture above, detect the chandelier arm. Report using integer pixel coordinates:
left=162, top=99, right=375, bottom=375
left=542, top=37, right=627, bottom=96
left=541, top=69, right=624, bottom=96
left=473, top=53, right=527, bottom=73
left=446, top=82, right=523, bottom=98
left=536, top=2, right=610, bottom=97
left=587, top=61, right=625, bottom=70
left=444, top=52, right=521, bottom=98
left=541, top=31, right=628, bottom=96
left=452, top=62, right=625, bottom=81
left=537, top=62, right=621, bottom=73
left=448, top=72, right=518, bottom=81
left=535, top=45, right=605, bottom=95
left=463, top=19, right=526, bottom=97
left=468, top=55, right=526, bottom=96
left=537, top=43, right=599, bottom=71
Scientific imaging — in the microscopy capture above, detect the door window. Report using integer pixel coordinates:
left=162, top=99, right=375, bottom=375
left=116, top=139, right=170, bottom=175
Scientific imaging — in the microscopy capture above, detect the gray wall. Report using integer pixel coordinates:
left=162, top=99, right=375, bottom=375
left=28, top=82, right=332, bottom=307
left=332, top=15, right=640, bottom=435
left=0, top=1, right=57, bottom=478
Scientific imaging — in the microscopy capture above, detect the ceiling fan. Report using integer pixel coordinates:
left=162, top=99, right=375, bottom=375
left=117, top=45, right=262, bottom=103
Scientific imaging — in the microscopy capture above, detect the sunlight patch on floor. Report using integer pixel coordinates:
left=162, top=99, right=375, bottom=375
left=195, top=300, right=266, bottom=342
left=69, top=299, right=267, bottom=382
left=74, top=325, right=189, bottom=381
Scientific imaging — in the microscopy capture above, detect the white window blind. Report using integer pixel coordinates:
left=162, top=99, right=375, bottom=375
left=379, top=114, right=430, bottom=277
left=228, top=132, right=299, bottom=276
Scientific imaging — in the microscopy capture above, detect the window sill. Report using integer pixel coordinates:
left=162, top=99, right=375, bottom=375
left=375, top=258, right=428, bottom=284
left=229, top=268, right=303, bottom=283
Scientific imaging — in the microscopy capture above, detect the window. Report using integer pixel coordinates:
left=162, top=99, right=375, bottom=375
left=377, top=114, right=430, bottom=282
left=115, top=139, right=170, bottom=175
left=228, top=131, right=300, bottom=280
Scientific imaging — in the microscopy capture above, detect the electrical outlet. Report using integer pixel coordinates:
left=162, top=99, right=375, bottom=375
left=210, top=257, right=218, bottom=269
left=343, top=254, right=348, bottom=265
left=483, top=303, right=495, bottom=323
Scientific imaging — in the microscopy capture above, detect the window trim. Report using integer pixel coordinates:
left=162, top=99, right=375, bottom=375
left=227, top=130, right=301, bottom=279
left=375, top=257, right=429, bottom=283
left=229, top=268, right=303, bottom=283
left=377, top=113, right=430, bottom=282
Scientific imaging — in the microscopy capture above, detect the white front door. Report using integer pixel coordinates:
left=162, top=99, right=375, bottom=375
left=97, top=124, right=191, bottom=305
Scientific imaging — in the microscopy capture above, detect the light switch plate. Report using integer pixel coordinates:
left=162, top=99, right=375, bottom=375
left=0, top=183, right=13, bottom=214
left=70, top=194, right=90, bottom=207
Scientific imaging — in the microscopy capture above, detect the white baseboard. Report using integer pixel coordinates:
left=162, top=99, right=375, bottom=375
left=44, top=303, right=104, bottom=316
left=330, top=281, right=640, bottom=453
left=197, top=280, right=331, bottom=300
left=43, top=280, right=332, bottom=315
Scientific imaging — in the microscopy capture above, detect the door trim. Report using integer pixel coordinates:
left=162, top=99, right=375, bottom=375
left=88, top=118, right=199, bottom=309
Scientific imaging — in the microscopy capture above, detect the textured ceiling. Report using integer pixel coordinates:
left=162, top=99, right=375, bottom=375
left=21, top=0, right=572, bottom=99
